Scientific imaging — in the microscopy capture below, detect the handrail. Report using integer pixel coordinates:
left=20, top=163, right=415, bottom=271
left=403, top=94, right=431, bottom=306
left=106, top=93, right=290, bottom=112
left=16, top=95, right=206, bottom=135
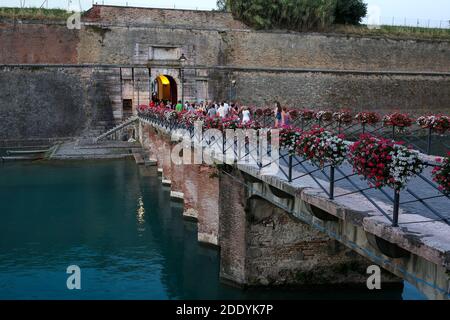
left=95, top=116, right=139, bottom=142
left=138, top=112, right=450, bottom=227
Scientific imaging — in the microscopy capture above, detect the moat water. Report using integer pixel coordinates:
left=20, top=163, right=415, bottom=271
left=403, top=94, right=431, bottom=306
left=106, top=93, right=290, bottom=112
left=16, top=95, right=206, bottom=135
left=0, top=160, right=425, bottom=300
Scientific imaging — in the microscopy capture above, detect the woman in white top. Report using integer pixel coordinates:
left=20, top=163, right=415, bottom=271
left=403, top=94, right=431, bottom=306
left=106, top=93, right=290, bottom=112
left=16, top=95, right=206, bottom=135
left=218, top=104, right=226, bottom=118
left=242, top=107, right=251, bottom=124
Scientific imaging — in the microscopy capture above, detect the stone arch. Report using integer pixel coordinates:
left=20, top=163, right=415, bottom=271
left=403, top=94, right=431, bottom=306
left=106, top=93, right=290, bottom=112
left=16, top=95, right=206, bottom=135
left=241, top=195, right=399, bottom=288
left=153, top=74, right=178, bottom=105
left=150, top=68, right=182, bottom=105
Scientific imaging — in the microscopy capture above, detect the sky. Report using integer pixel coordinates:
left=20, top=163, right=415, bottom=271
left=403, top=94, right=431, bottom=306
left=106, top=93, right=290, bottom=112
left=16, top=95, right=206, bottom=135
left=1, top=0, right=449, bottom=23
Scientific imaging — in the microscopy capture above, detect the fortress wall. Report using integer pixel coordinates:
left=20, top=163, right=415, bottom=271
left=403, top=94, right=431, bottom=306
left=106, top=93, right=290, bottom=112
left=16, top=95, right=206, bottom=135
left=2, top=7, right=449, bottom=73
left=226, top=71, right=450, bottom=114
left=224, top=31, right=450, bottom=72
left=0, top=22, right=79, bottom=64
left=82, top=5, right=248, bottom=30
left=0, top=66, right=114, bottom=140
left=0, top=6, right=449, bottom=141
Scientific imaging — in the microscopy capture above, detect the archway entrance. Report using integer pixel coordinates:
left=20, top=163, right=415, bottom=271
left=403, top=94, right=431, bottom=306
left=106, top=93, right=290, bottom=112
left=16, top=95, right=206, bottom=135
left=153, top=75, right=178, bottom=105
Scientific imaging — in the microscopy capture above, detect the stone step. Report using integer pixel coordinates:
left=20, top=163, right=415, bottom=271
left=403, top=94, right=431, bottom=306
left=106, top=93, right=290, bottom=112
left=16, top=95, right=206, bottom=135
left=133, top=153, right=145, bottom=165
left=145, top=158, right=157, bottom=167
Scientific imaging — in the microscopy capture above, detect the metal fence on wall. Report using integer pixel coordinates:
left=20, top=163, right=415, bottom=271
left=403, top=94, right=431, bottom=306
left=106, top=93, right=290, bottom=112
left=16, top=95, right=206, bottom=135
left=362, top=16, right=450, bottom=29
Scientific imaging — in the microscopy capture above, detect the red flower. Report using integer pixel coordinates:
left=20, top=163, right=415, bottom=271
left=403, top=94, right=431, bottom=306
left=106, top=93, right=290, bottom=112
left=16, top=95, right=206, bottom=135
left=383, top=112, right=413, bottom=128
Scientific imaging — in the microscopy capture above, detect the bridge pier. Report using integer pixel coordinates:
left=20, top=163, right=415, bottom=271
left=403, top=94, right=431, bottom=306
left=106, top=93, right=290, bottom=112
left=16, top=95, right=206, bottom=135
left=178, top=163, right=220, bottom=247
left=142, top=123, right=220, bottom=246
left=218, top=167, right=401, bottom=288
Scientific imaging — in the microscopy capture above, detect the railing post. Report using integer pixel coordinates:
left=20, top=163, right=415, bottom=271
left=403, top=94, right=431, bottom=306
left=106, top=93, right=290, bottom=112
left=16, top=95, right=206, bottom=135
left=393, top=188, right=400, bottom=227
left=329, top=165, right=335, bottom=200
left=362, top=123, right=366, bottom=134
left=257, top=131, right=262, bottom=168
left=392, top=125, right=396, bottom=140
left=288, top=154, right=293, bottom=182
left=222, top=132, right=226, bottom=154
left=427, top=127, right=432, bottom=155
left=234, top=136, right=237, bottom=161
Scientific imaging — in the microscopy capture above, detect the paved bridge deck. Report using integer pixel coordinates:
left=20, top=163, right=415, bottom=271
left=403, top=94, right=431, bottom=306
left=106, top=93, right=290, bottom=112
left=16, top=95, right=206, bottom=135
left=280, top=157, right=450, bottom=222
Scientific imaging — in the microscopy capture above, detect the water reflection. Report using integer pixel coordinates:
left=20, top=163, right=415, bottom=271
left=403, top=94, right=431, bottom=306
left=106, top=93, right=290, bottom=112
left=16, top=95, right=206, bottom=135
left=136, top=196, right=146, bottom=226
left=0, top=160, right=416, bottom=300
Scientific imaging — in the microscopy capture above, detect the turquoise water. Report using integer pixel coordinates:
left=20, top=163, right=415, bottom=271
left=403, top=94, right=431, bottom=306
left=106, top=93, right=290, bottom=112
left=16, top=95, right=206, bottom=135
left=0, top=160, right=424, bottom=300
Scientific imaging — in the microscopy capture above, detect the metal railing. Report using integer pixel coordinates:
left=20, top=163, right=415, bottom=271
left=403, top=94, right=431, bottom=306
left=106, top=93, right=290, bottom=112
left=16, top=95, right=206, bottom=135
left=363, top=16, right=450, bottom=30
left=139, top=112, right=450, bottom=228
left=95, top=116, right=138, bottom=142
left=252, top=114, right=450, bottom=157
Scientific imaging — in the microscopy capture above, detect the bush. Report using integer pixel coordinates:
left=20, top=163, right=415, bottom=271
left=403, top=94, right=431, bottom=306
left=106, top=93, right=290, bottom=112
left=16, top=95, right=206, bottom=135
left=334, top=0, right=367, bottom=25
left=226, top=0, right=367, bottom=31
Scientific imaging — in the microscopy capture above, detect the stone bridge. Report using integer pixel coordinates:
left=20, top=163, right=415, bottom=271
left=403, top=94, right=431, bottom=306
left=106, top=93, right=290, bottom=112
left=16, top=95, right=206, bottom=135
left=136, top=117, right=450, bottom=300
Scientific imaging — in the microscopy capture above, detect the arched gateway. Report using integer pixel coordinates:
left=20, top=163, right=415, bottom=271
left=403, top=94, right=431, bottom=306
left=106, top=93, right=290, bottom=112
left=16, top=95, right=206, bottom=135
left=153, top=75, right=178, bottom=104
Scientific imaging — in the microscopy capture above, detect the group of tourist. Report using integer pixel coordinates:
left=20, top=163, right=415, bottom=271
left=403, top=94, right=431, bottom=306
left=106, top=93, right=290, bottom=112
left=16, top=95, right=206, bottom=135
left=147, top=99, right=291, bottom=128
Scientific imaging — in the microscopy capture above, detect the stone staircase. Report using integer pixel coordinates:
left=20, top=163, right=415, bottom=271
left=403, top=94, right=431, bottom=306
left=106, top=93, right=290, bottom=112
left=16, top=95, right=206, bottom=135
left=86, top=120, right=115, bottom=138
left=95, top=116, right=139, bottom=142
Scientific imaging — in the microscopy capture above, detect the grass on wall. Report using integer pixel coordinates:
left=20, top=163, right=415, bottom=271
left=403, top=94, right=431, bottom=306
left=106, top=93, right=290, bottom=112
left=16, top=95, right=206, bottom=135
left=333, top=24, right=450, bottom=40
left=0, top=7, right=75, bottom=21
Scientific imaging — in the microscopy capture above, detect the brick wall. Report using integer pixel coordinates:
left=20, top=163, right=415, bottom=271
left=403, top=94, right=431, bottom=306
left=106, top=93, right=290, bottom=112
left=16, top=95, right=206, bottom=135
left=83, top=5, right=248, bottom=30
left=0, top=23, right=79, bottom=64
left=218, top=167, right=248, bottom=284
left=144, top=127, right=221, bottom=246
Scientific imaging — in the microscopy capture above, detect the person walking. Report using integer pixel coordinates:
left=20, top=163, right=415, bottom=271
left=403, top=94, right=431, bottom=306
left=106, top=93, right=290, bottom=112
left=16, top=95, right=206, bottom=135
left=242, top=107, right=251, bottom=124
left=218, top=103, right=227, bottom=118
left=223, top=101, right=230, bottom=117
left=274, top=101, right=282, bottom=128
left=207, top=105, right=217, bottom=118
left=175, top=100, right=183, bottom=112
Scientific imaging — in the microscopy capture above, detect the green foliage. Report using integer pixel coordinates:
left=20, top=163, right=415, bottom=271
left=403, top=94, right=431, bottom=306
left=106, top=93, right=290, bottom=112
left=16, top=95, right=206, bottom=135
left=216, top=0, right=231, bottom=12
left=0, top=7, right=73, bottom=20
left=335, top=24, right=450, bottom=40
left=334, top=0, right=367, bottom=24
left=227, top=0, right=366, bottom=31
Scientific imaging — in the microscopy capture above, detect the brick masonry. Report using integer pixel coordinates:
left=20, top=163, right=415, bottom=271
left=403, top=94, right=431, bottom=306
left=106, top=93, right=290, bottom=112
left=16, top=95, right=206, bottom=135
left=0, top=22, right=79, bottom=64
left=218, top=167, right=400, bottom=287
left=143, top=125, right=220, bottom=246
left=1, top=5, right=450, bottom=141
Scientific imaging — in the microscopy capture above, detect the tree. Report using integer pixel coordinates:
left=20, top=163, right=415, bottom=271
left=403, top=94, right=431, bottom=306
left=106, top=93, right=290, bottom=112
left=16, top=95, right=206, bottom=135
left=226, top=0, right=367, bottom=31
left=216, top=0, right=231, bottom=12
left=334, top=0, right=367, bottom=24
